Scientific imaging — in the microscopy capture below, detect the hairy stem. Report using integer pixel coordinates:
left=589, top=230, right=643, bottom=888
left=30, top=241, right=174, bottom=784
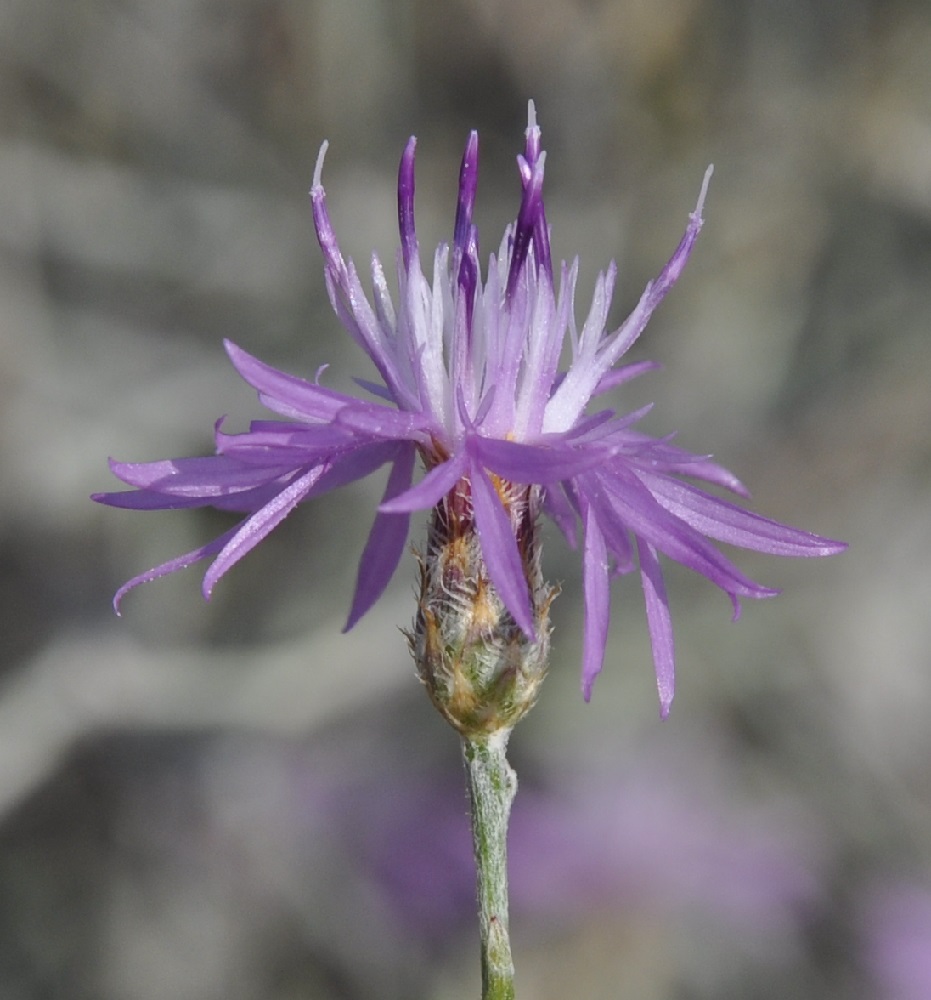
left=463, top=730, right=517, bottom=1000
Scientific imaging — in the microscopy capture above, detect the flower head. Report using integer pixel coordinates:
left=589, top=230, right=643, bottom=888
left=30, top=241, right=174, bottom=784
left=94, top=101, right=845, bottom=717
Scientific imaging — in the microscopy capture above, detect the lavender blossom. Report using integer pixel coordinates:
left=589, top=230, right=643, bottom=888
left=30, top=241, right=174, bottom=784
left=94, top=102, right=844, bottom=717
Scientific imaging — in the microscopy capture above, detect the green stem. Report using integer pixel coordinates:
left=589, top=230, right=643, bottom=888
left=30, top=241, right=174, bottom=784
left=463, top=730, right=517, bottom=1000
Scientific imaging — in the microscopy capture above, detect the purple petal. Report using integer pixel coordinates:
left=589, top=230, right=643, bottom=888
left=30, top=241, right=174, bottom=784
left=305, top=440, right=402, bottom=498
left=107, top=456, right=294, bottom=497
left=353, top=377, right=394, bottom=401
left=224, top=340, right=356, bottom=422
left=593, top=360, right=662, bottom=396
left=589, top=469, right=779, bottom=602
left=397, top=136, right=418, bottom=270
left=644, top=165, right=713, bottom=306
left=541, top=483, right=578, bottom=547
left=506, top=141, right=546, bottom=301
left=379, top=450, right=469, bottom=514
left=470, top=464, right=535, bottom=638
left=202, top=466, right=324, bottom=598
left=471, top=435, right=619, bottom=483
left=311, top=140, right=348, bottom=283
left=637, top=538, right=675, bottom=718
left=344, top=445, right=416, bottom=632
left=622, top=435, right=750, bottom=496
left=574, top=474, right=634, bottom=573
left=453, top=131, right=479, bottom=256
left=580, top=499, right=610, bottom=701
left=334, top=403, right=430, bottom=441
left=216, top=419, right=355, bottom=458
left=112, top=526, right=240, bottom=614
left=639, top=473, right=848, bottom=557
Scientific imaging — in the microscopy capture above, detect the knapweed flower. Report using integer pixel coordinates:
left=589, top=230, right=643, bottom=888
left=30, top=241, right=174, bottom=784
left=94, top=101, right=845, bottom=719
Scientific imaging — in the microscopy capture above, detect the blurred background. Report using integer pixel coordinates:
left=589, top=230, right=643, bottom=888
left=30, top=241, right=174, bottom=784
left=2, top=0, right=930, bottom=997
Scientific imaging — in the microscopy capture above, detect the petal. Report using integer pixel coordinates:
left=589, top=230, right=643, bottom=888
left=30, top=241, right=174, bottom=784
left=591, top=469, right=778, bottom=601
left=106, top=456, right=293, bottom=498
left=202, top=466, right=324, bottom=598
left=471, top=435, right=619, bottom=483
left=580, top=498, right=610, bottom=702
left=621, top=434, right=750, bottom=496
left=593, top=360, right=661, bottom=397
left=638, top=472, right=848, bottom=557
left=307, top=440, right=406, bottom=499
left=453, top=131, right=479, bottom=256
left=379, top=450, right=469, bottom=514
left=334, top=402, right=430, bottom=441
left=112, top=526, right=240, bottom=614
left=470, top=464, right=535, bottom=638
left=397, top=136, right=418, bottom=270
left=224, top=340, right=357, bottom=422
left=541, top=483, right=578, bottom=548
left=637, top=538, right=675, bottom=718
left=216, top=420, right=355, bottom=461
left=343, top=445, right=416, bottom=631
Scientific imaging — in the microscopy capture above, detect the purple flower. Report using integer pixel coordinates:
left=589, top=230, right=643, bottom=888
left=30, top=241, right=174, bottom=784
left=94, top=102, right=845, bottom=715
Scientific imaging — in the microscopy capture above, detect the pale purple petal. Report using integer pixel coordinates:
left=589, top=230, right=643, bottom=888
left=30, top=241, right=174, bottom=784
left=470, top=464, right=535, bottom=637
left=224, top=340, right=356, bottom=422
left=637, top=538, right=675, bottom=718
left=113, top=527, right=239, bottom=614
left=593, top=360, right=661, bottom=397
left=589, top=469, right=779, bottom=602
left=215, top=420, right=355, bottom=460
left=305, top=440, right=403, bottom=499
left=580, top=499, right=610, bottom=701
left=471, top=435, right=618, bottom=483
left=453, top=131, right=479, bottom=256
left=541, top=484, right=578, bottom=547
left=107, top=456, right=295, bottom=497
left=397, top=137, right=418, bottom=270
left=202, top=466, right=324, bottom=598
left=379, top=450, right=469, bottom=514
left=640, top=472, right=847, bottom=557
left=333, top=403, right=431, bottom=441
left=344, top=445, right=416, bottom=631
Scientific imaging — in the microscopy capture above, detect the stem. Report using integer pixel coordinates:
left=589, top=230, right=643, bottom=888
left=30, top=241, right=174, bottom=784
left=463, top=730, right=517, bottom=1000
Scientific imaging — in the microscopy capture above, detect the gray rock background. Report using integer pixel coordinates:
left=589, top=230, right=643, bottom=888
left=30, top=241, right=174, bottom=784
left=1, top=0, right=930, bottom=997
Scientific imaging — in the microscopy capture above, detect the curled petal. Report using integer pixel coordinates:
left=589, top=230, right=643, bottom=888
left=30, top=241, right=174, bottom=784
left=113, top=527, right=239, bottom=614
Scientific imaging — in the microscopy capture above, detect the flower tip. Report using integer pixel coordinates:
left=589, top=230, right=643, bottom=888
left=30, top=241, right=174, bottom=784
left=312, top=140, right=329, bottom=192
left=695, top=164, right=714, bottom=220
left=221, top=337, right=241, bottom=363
left=526, top=99, right=537, bottom=132
left=659, top=698, right=672, bottom=720
left=401, top=135, right=417, bottom=175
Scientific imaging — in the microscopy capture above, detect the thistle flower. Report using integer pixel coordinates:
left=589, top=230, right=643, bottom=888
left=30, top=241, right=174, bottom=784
left=94, top=101, right=845, bottom=718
